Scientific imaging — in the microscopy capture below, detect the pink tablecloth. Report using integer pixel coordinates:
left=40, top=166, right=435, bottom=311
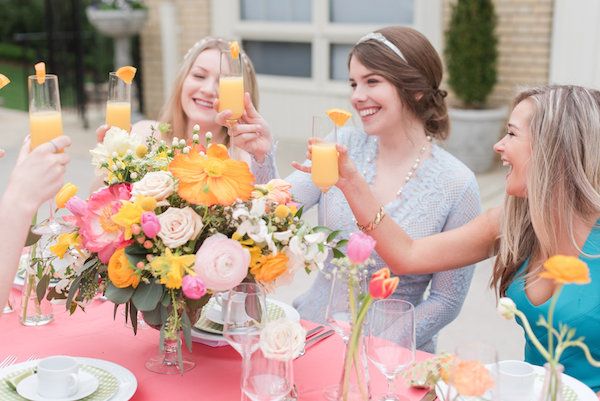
left=0, top=290, right=433, bottom=400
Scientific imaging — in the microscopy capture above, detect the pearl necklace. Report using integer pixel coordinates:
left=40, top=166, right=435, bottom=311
left=396, top=135, right=432, bottom=197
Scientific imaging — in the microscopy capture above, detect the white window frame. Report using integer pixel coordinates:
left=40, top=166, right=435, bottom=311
left=211, top=0, right=442, bottom=96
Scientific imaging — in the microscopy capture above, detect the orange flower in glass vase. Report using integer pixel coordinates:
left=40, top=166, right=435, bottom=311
left=169, top=143, right=255, bottom=206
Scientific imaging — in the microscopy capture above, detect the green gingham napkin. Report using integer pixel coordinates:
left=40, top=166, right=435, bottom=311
left=1, top=364, right=119, bottom=401
left=195, top=299, right=286, bottom=334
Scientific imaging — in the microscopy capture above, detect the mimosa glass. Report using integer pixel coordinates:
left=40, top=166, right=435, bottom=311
left=219, top=49, right=244, bottom=124
left=311, top=116, right=338, bottom=229
left=106, top=72, right=132, bottom=132
left=28, top=74, right=64, bottom=235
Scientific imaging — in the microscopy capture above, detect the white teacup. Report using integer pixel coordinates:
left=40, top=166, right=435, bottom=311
left=37, top=356, right=79, bottom=398
left=206, top=292, right=251, bottom=324
left=498, top=360, right=535, bottom=401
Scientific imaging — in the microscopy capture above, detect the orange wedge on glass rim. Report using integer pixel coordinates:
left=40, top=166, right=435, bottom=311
left=115, top=66, right=137, bottom=84
left=0, top=74, right=10, bottom=89
left=34, top=62, right=46, bottom=84
left=326, top=108, right=352, bottom=127
left=229, top=41, right=240, bottom=59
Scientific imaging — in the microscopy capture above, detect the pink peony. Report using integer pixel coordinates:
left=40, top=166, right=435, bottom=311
left=181, top=275, right=207, bottom=300
left=265, top=179, right=292, bottom=205
left=77, top=184, right=132, bottom=263
left=347, top=231, right=376, bottom=265
left=195, top=233, right=250, bottom=291
left=141, top=212, right=160, bottom=239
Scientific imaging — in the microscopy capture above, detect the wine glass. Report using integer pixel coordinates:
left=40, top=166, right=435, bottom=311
left=242, top=349, right=293, bottom=401
left=366, top=299, right=415, bottom=401
left=218, top=48, right=244, bottom=125
left=310, top=115, right=338, bottom=227
left=446, top=342, right=501, bottom=401
left=106, top=71, right=132, bottom=132
left=28, top=73, right=65, bottom=235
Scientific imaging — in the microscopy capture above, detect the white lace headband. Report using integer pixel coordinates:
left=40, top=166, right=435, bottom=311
left=357, top=32, right=407, bottom=63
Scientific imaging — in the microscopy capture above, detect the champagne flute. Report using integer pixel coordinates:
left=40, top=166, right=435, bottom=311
left=242, top=349, right=293, bottom=401
left=310, top=115, right=338, bottom=228
left=105, top=72, right=132, bottom=132
left=28, top=73, right=64, bottom=235
left=218, top=47, right=244, bottom=125
left=366, top=299, right=415, bottom=401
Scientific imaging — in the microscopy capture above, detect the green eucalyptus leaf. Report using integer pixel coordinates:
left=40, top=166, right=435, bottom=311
left=24, top=229, right=42, bottom=247
left=182, top=311, right=192, bottom=352
left=141, top=306, right=162, bottom=326
left=66, top=275, right=83, bottom=309
left=124, top=244, right=149, bottom=268
left=36, top=274, right=51, bottom=303
left=132, top=281, right=163, bottom=311
left=332, top=248, right=345, bottom=259
left=326, top=230, right=341, bottom=243
left=129, top=301, right=138, bottom=335
left=105, top=283, right=135, bottom=304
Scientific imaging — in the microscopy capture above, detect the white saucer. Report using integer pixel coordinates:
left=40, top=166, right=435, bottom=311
left=17, top=371, right=99, bottom=401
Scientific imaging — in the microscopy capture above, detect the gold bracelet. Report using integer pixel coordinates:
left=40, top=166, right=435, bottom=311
left=355, top=205, right=386, bottom=233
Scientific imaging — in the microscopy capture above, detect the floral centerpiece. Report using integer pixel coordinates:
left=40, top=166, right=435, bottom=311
left=42, top=125, right=337, bottom=371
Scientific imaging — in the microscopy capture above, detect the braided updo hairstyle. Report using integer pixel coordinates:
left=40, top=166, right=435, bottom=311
left=349, top=26, right=449, bottom=140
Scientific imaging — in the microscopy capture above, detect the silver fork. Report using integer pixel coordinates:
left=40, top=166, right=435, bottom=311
left=0, top=355, right=17, bottom=369
left=25, top=355, right=38, bottom=363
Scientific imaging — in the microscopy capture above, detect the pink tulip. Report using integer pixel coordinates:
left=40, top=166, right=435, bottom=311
left=141, top=212, right=161, bottom=238
left=346, top=232, right=376, bottom=264
left=65, top=196, right=87, bottom=217
left=182, top=275, right=207, bottom=300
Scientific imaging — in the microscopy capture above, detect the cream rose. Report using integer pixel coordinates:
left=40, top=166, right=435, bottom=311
left=194, top=233, right=250, bottom=291
left=259, top=318, right=306, bottom=361
left=157, top=206, right=203, bottom=248
left=132, top=171, right=176, bottom=205
left=90, top=127, right=141, bottom=168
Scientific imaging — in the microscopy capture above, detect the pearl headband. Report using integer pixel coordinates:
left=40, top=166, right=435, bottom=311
left=356, top=32, right=407, bottom=64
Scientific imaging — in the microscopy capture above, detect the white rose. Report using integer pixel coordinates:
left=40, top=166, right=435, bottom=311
left=90, top=127, right=141, bottom=167
left=157, top=207, right=203, bottom=248
left=259, top=318, right=306, bottom=361
left=132, top=171, right=176, bottom=205
left=497, top=297, right=517, bottom=320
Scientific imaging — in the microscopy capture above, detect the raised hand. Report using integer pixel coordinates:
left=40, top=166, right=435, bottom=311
left=96, top=124, right=110, bottom=143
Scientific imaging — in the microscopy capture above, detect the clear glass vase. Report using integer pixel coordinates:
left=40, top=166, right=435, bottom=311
left=538, top=363, right=564, bottom=401
left=19, top=270, right=53, bottom=326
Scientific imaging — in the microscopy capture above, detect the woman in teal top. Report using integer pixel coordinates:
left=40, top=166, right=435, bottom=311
left=314, top=84, right=600, bottom=393
left=506, top=222, right=600, bottom=391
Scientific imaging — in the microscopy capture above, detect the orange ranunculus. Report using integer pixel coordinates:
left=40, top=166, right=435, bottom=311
left=450, top=360, right=495, bottom=397
left=368, top=267, right=399, bottom=299
left=108, top=247, right=140, bottom=288
left=168, top=144, right=255, bottom=206
left=251, top=253, right=289, bottom=283
left=55, top=182, right=78, bottom=209
left=540, top=255, right=590, bottom=285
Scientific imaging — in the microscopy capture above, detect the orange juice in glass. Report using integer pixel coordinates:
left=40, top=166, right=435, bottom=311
left=219, top=44, right=244, bottom=123
left=30, top=110, right=63, bottom=149
left=106, top=72, right=131, bottom=131
left=311, top=142, right=339, bottom=192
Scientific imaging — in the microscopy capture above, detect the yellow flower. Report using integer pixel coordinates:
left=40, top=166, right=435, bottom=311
left=541, top=255, right=590, bottom=285
left=136, top=195, right=157, bottom=211
left=55, top=183, right=78, bottom=209
left=274, top=205, right=290, bottom=219
left=135, top=144, right=148, bottom=158
left=251, top=253, right=288, bottom=283
left=49, top=232, right=80, bottom=258
left=111, top=201, right=144, bottom=239
left=168, top=144, right=255, bottom=206
left=149, top=248, right=195, bottom=289
left=450, top=360, right=495, bottom=397
left=108, top=247, right=140, bottom=288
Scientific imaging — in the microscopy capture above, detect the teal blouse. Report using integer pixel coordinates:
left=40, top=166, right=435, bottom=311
left=506, top=222, right=600, bottom=392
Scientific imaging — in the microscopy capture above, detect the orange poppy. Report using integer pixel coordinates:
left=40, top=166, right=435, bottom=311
left=169, top=144, right=255, bottom=206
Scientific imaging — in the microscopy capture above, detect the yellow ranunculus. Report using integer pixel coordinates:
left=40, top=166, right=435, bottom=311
left=108, top=247, right=140, bottom=288
left=149, top=248, right=195, bottom=289
left=111, top=201, right=144, bottom=239
left=250, top=253, right=288, bottom=283
left=540, top=255, right=590, bottom=285
left=55, top=183, right=78, bottom=209
left=49, top=232, right=80, bottom=258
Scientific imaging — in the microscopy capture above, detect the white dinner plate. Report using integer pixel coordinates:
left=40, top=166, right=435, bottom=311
left=1, top=357, right=137, bottom=401
left=191, top=298, right=300, bottom=346
left=17, top=370, right=98, bottom=401
left=435, top=363, right=597, bottom=401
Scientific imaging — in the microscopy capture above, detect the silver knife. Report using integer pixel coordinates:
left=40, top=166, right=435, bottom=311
left=305, top=325, right=325, bottom=339
left=304, top=329, right=334, bottom=349
left=418, top=388, right=438, bottom=401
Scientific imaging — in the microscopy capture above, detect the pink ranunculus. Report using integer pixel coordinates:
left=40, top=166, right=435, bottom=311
left=78, top=184, right=132, bottom=263
left=265, top=179, right=292, bottom=205
left=195, top=233, right=250, bottom=292
left=141, top=212, right=161, bottom=239
left=347, top=231, right=376, bottom=265
left=181, top=275, right=207, bottom=300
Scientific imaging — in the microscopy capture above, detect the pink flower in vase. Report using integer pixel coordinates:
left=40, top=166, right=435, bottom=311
left=182, top=275, right=207, bottom=300
left=194, top=233, right=250, bottom=291
left=77, top=184, right=133, bottom=263
left=265, top=179, right=293, bottom=204
left=346, top=232, right=376, bottom=265
left=141, top=212, right=161, bottom=239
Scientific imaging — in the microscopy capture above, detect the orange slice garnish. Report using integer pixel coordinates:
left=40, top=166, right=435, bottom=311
left=326, top=108, right=352, bottom=127
left=0, top=74, right=10, bottom=89
left=34, top=62, right=46, bottom=84
left=115, top=66, right=137, bottom=84
left=229, top=41, right=240, bottom=60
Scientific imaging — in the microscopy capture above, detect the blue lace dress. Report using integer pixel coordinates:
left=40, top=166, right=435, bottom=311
left=252, top=127, right=481, bottom=352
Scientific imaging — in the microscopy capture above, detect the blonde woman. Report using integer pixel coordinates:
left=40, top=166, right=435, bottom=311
left=318, top=85, right=600, bottom=391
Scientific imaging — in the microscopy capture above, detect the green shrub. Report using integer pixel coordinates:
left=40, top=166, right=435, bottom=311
left=444, top=0, right=498, bottom=109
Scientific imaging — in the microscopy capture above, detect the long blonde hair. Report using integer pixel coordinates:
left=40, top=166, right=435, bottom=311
left=158, top=37, right=259, bottom=141
left=493, top=85, right=600, bottom=295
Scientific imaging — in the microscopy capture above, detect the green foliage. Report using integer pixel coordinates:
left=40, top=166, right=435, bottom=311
left=444, top=0, right=498, bottom=108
